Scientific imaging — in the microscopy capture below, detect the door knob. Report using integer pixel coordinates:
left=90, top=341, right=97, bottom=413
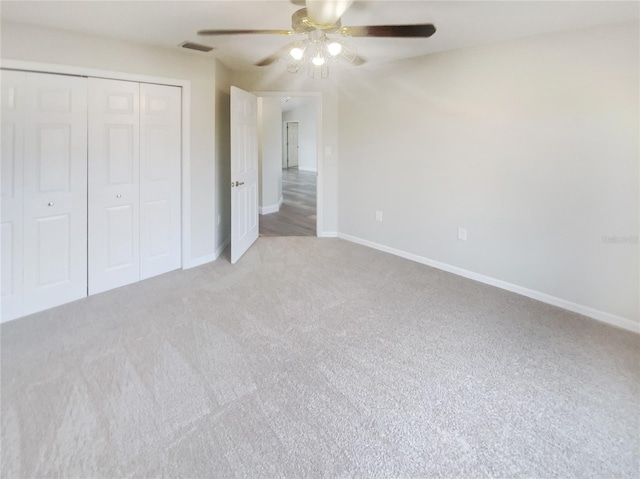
left=235, top=181, right=244, bottom=187
left=116, top=194, right=122, bottom=198
left=47, top=202, right=54, bottom=206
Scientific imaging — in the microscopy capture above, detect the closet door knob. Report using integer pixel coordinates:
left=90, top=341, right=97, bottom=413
left=116, top=194, right=122, bottom=198
left=47, top=202, right=54, bottom=206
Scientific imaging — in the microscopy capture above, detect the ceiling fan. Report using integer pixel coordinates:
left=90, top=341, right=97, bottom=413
left=198, top=0, right=436, bottom=79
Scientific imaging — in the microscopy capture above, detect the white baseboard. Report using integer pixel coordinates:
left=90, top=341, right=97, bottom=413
left=318, top=231, right=338, bottom=238
left=184, top=255, right=215, bottom=269
left=214, top=237, right=230, bottom=260
left=184, top=237, right=230, bottom=269
left=298, top=166, right=317, bottom=172
left=184, top=253, right=217, bottom=269
left=259, top=197, right=283, bottom=215
left=337, top=233, right=639, bottom=333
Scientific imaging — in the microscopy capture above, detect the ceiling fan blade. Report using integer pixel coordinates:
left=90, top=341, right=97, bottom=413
left=351, top=55, right=366, bottom=66
left=255, top=50, right=284, bottom=67
left=340, top=24, right=436, bottom=38
left=306, top=0, right=353, bottom=26
left=198, top=29, right=294, bottom=36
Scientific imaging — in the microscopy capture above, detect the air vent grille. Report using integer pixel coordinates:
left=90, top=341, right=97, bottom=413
left=180, top=41, right=214, bottom=52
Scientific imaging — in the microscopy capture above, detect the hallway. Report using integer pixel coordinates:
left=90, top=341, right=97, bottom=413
left=259, top=168, right=316, bottom=237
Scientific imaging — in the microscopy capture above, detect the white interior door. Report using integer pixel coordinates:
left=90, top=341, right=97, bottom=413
left=88, top=78, right=140, bottom=295
left=286, top=122, right=299, bottom=168
left=22, top=72, right=88, bottom=316
left=230, top=86, right=259, bottom=264
left=139, top=83, right=181, bottom=279
left=1, top=70, right=25, bottom=321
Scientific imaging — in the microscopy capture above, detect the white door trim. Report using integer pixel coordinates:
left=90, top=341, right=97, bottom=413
left=0, top=59, right=195, bottom=269
left=252, top=91, right=323, bottom=237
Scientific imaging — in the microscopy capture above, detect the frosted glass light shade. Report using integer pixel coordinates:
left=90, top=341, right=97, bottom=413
left=312, top=54, right=325, bottom=66
left=290, top=47, right=304, bottom=60
left=327, top=42, right=342, bottom=56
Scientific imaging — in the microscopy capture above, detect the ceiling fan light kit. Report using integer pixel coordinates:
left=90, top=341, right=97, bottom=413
left=197, top=2, right=436, bottom=79
left=278, top=30, right=357, bottom=79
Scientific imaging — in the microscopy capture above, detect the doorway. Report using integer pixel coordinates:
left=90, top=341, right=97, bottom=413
left=285, top=121, right=299, bottom=168
left=256, top=93, right=320, bottom=238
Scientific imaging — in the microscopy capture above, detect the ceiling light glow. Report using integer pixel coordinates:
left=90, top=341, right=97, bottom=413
left=327, top=42, right=342, bottom=56
left=279, top=34, right=356, bottom=79
left=312, top=54, right=325, bottom=66
left=290, top=47, right=304, bottom=60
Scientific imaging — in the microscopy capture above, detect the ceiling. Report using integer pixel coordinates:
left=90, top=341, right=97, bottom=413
left=1, top=1, right=638, bottom=72
left=281, top=95, right=315, bottom=112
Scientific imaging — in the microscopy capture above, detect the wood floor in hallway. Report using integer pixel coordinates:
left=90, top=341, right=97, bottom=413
left=259, top=168, right=316, bottom=237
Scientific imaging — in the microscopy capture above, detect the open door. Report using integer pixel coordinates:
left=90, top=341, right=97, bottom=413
left=230, top=86, right=259, bottom=264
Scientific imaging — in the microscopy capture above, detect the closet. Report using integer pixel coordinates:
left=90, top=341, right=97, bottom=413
left=1, top=70, right=181, bottom=322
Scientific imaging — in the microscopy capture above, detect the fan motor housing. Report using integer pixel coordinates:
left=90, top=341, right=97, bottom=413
left=292, top=8, right=341, bottom=33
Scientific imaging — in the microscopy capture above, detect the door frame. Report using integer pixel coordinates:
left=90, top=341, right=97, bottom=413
left=0, top=59, right=194, bottom=268
left=284, top=121, right=299, bottom=169
left=253, top=91, right=322, bottom=236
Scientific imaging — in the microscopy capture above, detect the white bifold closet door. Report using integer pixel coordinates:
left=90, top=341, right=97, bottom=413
left=1, top=70, right=25, bottom=320
left=88, top=78, right=180, bottom=295
left=139, top=83, right=181, bottom=280
left=88, top=78, right=141, bottom=295
left=1, top=70, right=88, bottom=321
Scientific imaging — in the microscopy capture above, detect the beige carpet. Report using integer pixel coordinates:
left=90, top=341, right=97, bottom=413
left=1, top=237, right=638, bottom=478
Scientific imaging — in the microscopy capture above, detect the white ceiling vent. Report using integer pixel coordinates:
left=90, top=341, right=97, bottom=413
left=179, top=41, right=214, bottom=53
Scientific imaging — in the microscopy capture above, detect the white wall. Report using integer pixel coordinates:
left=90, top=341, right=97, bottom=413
left=337, top=22, right=639, bottom=328
left=231, top=70, right=338, bottom=235
left=258, top=97, right=283, bottom=211
left=1, top=21, right=222, bottom=264
left=215, top=61, right=231, bottom=253
left=283, top=99, right=317, bottom=172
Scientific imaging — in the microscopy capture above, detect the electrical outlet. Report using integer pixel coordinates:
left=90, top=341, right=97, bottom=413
left=458, top=227, right=467, bottom=241
left=376, top=211, right=383, bottom=222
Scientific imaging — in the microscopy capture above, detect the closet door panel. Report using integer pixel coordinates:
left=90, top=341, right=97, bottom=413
left=139, top=84, right=181, bottom=280
left=88, top=78, right=140, bottom=295
left=1, top=70, right=25, bottom=321
left=22, top=72, right=88, bottom=316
